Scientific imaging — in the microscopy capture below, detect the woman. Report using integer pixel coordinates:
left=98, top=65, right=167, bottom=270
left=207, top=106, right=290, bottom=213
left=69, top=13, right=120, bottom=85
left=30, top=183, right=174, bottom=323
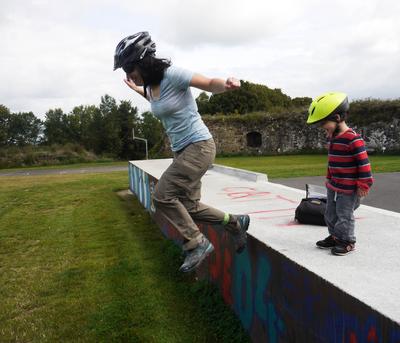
left=114, top=32, right=250, bottom=273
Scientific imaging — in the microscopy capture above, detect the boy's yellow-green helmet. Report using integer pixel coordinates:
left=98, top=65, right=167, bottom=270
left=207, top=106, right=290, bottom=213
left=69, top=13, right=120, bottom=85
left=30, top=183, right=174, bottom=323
left=307, top=92, right=349, bottom=124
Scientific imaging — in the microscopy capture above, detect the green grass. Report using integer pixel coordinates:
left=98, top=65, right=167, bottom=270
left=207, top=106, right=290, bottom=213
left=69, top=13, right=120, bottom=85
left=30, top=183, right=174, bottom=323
left=2, top=154, right=398, bottom=341
left=215, top=154, right=400, bottom=179
left=0, top=172, right=249, bottom=342
left=3, top=154, right=400, bottom=180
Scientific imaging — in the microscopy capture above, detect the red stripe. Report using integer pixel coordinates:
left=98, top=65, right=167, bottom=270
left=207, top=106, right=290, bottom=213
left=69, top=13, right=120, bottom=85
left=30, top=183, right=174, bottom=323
left=351, top=139, right=365, bottom=148
left=329, top=156, right=354, bottom=162
left=340, top=131, right=358, bottom=139
left=354, top=151, right=368, bottom=160
left=358, top=165, right=372, bottom=173
left=358, top=178, right=373, bottom=183
left=330, top=144, right=349, bottom=151
left=330, top=167, right=358, bottom=173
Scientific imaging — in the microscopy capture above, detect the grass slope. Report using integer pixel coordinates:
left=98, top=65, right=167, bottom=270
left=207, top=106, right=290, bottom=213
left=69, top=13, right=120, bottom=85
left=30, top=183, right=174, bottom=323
left=216, top=154, right=400, bottom=179
left=0, top=172, right=249, bottom=342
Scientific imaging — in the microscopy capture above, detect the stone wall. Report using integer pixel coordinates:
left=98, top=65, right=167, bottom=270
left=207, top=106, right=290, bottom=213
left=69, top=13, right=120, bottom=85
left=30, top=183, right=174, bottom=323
left=203, top=114, right=400, bottom=155
left=358, top=119, right=400, bottom=153
left=156, top=114, right=400, bottom=156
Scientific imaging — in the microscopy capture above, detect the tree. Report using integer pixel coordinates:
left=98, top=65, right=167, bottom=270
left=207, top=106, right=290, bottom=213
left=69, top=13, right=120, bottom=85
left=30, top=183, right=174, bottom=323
left=43, top=108, right=68, bottom=145
left=69, top=105, right=101, bottom=150
left=196, top=91, right=212, bottom=114
left=139, top=111, right=164, bottom=150
left=195, top=80, right=293, bottom=115
left=349, top=98, right=400, bottom=125
left=7, top=112, right=42, bottom=146
left=95, top=95, right=141, bottom=158
left=0, top=106, right=42, bottom=146
left=0, top=105, right=11, bottom=146
left=100, top=95, right=121, bottom=156
left=117, top=100, right=141, bottom=159
left=292, top=97, right=312, bottom=107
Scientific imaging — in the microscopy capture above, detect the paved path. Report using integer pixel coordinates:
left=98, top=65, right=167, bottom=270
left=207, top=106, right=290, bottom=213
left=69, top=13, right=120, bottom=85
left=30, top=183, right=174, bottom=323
left=272, top=172, right=400, bottom=213
left=1, top=165, right=398, bottom=213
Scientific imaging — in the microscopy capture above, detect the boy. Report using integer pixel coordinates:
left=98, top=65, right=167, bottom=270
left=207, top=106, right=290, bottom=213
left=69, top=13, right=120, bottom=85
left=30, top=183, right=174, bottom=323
left=306, top=92, right=373, bottom=256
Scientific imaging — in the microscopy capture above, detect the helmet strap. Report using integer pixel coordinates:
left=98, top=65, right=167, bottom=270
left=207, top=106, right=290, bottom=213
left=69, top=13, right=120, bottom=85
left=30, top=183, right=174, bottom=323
left=327, top=114, right=343, bottom=137
left=333, top=122, right=340, bottom=137
left=143, top=83, right=148, bottom=99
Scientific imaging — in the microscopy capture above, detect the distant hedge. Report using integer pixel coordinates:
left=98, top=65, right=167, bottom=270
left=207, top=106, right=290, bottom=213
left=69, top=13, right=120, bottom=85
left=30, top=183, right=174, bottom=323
left=349, top=98, right=400, bottom=125
left=0, top=144, right=109, bottom=169
left=202, top=99, right=400, bottom=126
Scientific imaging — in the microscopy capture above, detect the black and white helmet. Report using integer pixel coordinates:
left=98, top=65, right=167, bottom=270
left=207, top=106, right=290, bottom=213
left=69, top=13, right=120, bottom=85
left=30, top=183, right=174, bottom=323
left=113, top=31, right=156, bottom=71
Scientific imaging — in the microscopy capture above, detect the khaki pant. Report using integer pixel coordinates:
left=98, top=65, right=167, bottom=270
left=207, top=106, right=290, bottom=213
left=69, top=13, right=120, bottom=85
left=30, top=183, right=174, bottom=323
left=153, top=139, right=225, bottom=250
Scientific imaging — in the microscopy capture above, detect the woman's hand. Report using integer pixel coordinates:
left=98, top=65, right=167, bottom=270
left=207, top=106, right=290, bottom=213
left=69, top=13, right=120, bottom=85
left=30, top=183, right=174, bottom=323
left=225, top=77, right=241, bottom=90
left=124, top=77, right=145, bottom=98
left=190, top=74, right=241, bottom=94
left=124, top=77, right=139, bottom=91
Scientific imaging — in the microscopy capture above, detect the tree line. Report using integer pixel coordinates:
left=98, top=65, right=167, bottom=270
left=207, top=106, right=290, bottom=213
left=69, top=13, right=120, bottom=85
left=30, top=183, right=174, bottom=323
left=196, top=81, right=312, bottom=115
left=0, top=95, right=163, bottom=160
left=2, top=80, right=308, bottom=160
left=1, top=80, right=399, bottom=163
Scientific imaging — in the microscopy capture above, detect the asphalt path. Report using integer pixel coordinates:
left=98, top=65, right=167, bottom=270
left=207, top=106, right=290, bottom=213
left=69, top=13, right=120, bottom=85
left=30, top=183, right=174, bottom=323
left=272, top=172, right=400, bottom=213
left=1, top=166, right=398, bottom=213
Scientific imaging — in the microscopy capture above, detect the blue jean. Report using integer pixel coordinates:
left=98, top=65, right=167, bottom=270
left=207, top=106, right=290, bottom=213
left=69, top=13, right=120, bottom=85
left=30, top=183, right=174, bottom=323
left=325, top=188, right=361, bottom=243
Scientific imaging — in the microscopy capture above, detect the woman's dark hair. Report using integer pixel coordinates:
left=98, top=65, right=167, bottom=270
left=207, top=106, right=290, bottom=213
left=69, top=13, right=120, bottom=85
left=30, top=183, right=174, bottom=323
left=123, top=55, right=171, bottom=98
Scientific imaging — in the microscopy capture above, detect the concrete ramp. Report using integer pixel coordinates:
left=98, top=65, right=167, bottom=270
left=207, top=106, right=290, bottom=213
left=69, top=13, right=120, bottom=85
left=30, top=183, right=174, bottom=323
left=129, top=158, right=400, bottom=343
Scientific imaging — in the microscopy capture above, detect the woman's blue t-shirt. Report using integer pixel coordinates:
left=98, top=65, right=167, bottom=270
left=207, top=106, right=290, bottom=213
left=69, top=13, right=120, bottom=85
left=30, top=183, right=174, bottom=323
left=149, top=66, right=212, bottom=152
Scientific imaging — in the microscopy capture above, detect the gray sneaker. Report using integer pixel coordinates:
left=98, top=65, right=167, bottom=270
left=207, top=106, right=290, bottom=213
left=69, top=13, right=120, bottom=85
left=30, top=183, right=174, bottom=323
left=179, top=237, right=214, bottom=273
left=226, top=214, right=250, bottom=253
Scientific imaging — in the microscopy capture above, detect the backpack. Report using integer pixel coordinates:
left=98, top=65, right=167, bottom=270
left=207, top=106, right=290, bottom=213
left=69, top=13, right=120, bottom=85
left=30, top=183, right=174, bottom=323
left=295, top=184, right=327, bottom=226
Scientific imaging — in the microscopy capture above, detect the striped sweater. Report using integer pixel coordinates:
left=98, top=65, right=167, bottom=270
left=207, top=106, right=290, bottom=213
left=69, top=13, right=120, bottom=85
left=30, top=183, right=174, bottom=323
left=326, top=129, right=373, bottom=194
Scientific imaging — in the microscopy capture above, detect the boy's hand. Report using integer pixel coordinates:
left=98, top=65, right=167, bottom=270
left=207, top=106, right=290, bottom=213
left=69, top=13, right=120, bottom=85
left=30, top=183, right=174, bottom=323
left=357, top=187, right=369, bottom=197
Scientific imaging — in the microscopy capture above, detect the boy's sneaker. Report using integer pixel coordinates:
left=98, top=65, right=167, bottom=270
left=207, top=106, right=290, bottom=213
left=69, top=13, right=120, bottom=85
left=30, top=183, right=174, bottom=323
left=331, top=241, right=355, bottom=256
left=226, top=214, right=250, bottom=253
left=179, top=237, right=214, bottom=273
left=316, top=235, right=337, bottom=249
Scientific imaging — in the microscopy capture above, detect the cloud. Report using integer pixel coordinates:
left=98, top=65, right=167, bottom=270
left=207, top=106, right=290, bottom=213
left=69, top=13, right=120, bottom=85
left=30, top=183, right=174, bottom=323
left=0, top=0, right=399, bottom=119
left=153, top=0, right=302, bottom=47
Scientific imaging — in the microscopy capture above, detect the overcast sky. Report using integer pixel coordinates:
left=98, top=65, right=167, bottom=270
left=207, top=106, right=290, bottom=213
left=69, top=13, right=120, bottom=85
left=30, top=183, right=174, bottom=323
left=1, top=0, right=399, bottom=119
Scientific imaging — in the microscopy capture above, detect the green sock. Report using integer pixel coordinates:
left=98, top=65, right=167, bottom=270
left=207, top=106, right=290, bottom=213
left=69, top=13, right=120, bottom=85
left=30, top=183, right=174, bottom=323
left=222, top=213, right=230, bottom=225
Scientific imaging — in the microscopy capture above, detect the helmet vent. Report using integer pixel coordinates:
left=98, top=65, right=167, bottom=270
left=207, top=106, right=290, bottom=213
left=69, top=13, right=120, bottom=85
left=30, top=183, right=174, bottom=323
left=311, top=107, right=316, bottom=115
left=317, top=96, right=325, bottom=102
left=114, top=32, right=156, bottom=71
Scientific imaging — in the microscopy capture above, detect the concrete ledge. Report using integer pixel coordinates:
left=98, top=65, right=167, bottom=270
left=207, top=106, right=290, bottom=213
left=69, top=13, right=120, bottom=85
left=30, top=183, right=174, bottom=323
left=128, top=159, right=400, bottom=342
left=211, top=163, right=268, bottom=182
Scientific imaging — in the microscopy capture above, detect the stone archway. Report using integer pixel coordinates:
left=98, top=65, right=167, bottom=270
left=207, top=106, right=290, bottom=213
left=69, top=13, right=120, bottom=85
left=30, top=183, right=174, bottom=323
left=246, top=131, right=262, bottom=148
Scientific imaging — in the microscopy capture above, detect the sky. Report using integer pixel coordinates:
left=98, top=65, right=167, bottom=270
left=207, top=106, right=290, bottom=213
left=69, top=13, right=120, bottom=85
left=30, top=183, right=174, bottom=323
left=1, top=0, right=399, bottom=119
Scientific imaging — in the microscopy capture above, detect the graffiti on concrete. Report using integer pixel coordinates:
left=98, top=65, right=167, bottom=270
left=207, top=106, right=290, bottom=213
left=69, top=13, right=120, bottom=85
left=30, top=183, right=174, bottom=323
left=129, top=162, right=400, bottom=342
left=221, top=187, right=297, bottom=204
left=128, top=163, right=152, bottom=211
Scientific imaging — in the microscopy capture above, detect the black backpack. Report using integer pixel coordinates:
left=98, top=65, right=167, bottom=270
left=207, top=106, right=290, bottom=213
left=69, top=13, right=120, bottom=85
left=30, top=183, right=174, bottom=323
left=295, top=184, right=327, bottom=226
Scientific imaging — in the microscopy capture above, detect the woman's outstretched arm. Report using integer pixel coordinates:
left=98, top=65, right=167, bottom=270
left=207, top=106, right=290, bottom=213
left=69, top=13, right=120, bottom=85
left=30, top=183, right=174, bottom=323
left=190, top=74, right=240, bottom=94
